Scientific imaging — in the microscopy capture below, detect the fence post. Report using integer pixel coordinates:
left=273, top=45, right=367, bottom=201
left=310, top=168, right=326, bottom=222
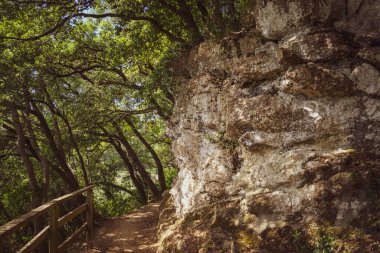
left=86, top=188, right=94, bottom=249
left=49, top=205, right=59, bottom=253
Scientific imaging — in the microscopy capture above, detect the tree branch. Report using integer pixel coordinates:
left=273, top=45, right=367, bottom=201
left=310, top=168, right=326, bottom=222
left=96, top=181, right=136, bottom=196
left=0, top=11, right=187, bottom=44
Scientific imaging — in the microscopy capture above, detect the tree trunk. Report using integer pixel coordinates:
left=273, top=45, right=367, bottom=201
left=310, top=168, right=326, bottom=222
left=125, top=118, right=167, bottom=191
left=26, top=93, right=79, bottom=191
left=42, top=83, right=90, bottom=185
left=197, top=0, right=209, bottom=23
left=11, top=106, right=47, bottom=253
left=225, top=0, right=239, bottom=31
left=11, top=107, right=40, bottom=193
left=62, top=115, right=90, bottom=185
left=157, top=0, right=203, bottom=43
left=178, top=0, right=204, bottom=43
left=112, top=123, right=162, bottom=200
left=108, top=137, right=148, bottom=204
left=22, top=110, right=50, bottom=196
left=210, top=0, right=225, bottom=35
left=150, top=97, right=170, bottom=120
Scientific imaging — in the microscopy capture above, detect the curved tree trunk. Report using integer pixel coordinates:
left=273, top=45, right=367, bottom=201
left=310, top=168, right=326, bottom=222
left=125, top=118, right=167, bottom=191
left=108, top=137, right=148, bottom=204
left=23, top=112, right=50, bottom=196
left=112, top=123, right=162, bottom=200
left=157, top=0, right=203, bottom=43
left=178, top=0, right=203, bottom=43
left=210, top=0, right=225, bottom=35
left=61, top=114, right=90, bottom=185
left=25, top=91, right=79, bottom=191
left=11, top=106, right=47, bottom=253
left=41, top=83, right=90, bottom=185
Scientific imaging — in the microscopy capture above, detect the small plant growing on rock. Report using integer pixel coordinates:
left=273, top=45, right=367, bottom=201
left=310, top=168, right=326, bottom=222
left=206, top=131, right=238, bottom=150
left=313, top=228, right=336, bottom=253
left=292, top=229, right=302, bottom=244
left=236, top=230, right=261, bottom=250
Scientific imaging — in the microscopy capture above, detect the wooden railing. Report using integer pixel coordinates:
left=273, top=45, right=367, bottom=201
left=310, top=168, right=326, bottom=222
left=0, top=185, right=94, bottom=253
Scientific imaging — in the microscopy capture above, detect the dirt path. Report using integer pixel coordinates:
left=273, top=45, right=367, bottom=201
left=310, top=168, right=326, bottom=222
left=86, top=202, right=161, bottom=253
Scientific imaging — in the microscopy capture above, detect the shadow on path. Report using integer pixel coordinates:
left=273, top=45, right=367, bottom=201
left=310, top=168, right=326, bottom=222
left=86, top=202, right=161, bottom=253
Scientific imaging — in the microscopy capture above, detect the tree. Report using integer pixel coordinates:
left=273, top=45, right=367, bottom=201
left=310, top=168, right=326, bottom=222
left=125, top=117, right=167, bottom=192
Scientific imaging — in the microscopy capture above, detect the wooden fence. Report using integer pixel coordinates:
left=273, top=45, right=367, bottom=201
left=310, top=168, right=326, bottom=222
left=0, top=185, right=94, bottom=253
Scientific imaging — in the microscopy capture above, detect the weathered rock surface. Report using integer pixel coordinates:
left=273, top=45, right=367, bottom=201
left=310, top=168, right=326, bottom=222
left=279, top=29, right=351, bottom=62
left=358, top=47, right=380, bottom=68
left=334, top=0, right=380, bottom=40
left=280, top=64, right=356, bottom=97
left=158, top=0, right=380, bottom=252
left=255, top=0, right=336, bottom=40
left=350, top=63, right=380, bottom=96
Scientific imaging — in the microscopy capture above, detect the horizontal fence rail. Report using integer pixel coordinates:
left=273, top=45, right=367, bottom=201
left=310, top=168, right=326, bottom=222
left=0, top=185, right=94, bottom=253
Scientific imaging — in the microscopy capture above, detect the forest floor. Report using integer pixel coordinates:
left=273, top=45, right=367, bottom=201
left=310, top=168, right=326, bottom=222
left=84, top=202, right=161, bottom=253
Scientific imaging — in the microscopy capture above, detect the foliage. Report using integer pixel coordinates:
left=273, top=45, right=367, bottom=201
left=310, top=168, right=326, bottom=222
left=94, top=188, right=141, bottom=217
left=164, top=167, right=178, bottom=188
left=313, top=228, right=336, bottom=253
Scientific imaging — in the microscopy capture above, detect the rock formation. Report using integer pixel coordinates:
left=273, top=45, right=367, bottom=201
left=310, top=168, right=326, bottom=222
left=158, top=0, right=380, bottom=252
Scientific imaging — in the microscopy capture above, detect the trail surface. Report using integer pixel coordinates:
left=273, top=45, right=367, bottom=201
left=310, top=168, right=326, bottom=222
left=87, top=202, right=160, bottom=253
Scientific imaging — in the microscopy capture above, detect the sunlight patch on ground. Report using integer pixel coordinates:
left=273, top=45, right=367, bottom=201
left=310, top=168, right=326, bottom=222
left=84, top=202, right=160, bottom=253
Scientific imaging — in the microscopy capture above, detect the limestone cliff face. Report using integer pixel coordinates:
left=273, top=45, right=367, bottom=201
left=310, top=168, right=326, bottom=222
left=158, top=1, right=380, bottom=252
